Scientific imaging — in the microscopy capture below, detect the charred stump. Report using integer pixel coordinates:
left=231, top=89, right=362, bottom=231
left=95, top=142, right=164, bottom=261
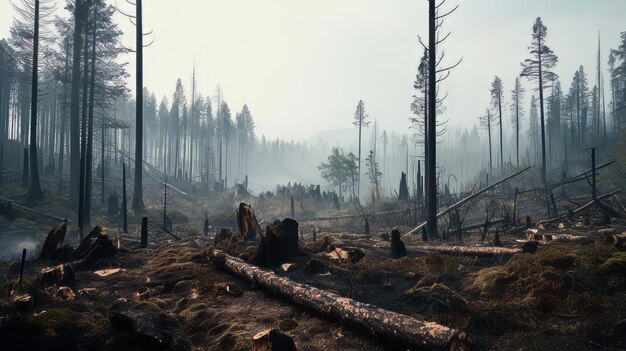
left=39, top=220, right=68, bottom=259
left=35, top=263, right=75, bottom=289
left=391, top=228, right=407, bottom=258
left=256, top=218, right=299, bottom=266
left=237, top=202, right=263, bottom=241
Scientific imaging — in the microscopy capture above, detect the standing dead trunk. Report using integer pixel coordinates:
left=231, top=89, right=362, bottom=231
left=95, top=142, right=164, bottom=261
left=84, top=2, right=98, bottom=229
left=27, top=0, right=43, bottom=200
left=131, top=0, right=145, bottom=212
left=70, top=0, right=84, bottom=209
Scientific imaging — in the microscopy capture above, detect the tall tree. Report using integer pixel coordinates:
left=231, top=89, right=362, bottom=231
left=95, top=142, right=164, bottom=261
left=490, top=76, right=504, bottom=168
left=352, top=99, right=369, bottom=199
left=69, top=0, right=84, bottom=209
left=479, top=109, right=495, bottom=175
left=510, top=77, right=525, bottom=166
left=424, top=0, right=460, bottom=238
left=520, top=17, right=558, bottom=186
left=131, top=0, right=145, bottom=212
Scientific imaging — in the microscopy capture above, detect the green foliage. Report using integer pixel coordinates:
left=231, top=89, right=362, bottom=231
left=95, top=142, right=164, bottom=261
left=318, top=147, right=357, bottom=198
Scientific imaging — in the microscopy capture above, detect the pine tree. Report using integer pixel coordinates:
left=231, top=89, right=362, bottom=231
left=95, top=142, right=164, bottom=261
left=352, top=100, right=369, bottom=200
left=510, top=77, right=525, bottom=167
left=521, top=17, right=558, bottom=186
left=490, top=76, right=504, bottom=168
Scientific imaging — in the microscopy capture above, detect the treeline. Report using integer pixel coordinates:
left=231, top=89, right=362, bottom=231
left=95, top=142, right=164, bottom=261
left=410, top=19, right=626, bottom=197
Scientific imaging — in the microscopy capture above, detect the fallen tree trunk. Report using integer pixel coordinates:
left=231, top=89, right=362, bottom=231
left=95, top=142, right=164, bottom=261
left=412, top=245, right=522, bottom=257
left=460, top=218, right=508, bottom=232
left=210, top=250, right=468, bottom=350
left=405, top=167, right=531, bottom=237
left=0, top=196, right=68, bottom=222
left=537, top=189, right=622, bottom=225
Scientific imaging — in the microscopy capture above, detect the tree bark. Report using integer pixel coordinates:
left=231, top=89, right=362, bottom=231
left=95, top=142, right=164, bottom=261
left=132, top=0, right=145, bottom=212
left=413, top=245, right=521, bottom=257
left=426, top=0, right=438, bottom=239
left=210, top=249, right=468, bottom=350
left=70, top=0, right=84, bottom=209
left=27, top=0, right=43, bottom=200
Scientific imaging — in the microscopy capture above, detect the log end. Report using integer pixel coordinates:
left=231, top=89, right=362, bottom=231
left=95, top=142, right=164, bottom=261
left=252, top=329, right=297, bottom=351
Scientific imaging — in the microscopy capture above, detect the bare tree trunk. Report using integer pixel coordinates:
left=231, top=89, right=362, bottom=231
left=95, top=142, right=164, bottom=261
left=426, top=0, right=438, bottom=238
left=69, top=0, right=84, bottom=209
left=27, top=0, right=43, bottom=200
left=78, top=7, right=90, bottom=237
left=132, top=0, right=145, bottom=212
left=85, top=2, right=98, bottom=228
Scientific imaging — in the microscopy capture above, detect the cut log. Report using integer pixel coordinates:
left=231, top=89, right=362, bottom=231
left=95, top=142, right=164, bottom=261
left=210, top=250, right=468, bottom=350
left=413, top=245, right=521, bottom=257
left=252, top=329, right=297, bottom=351
left=0, top=196, right=67, bottom=222
left=39, top=220, right=68, bottom=259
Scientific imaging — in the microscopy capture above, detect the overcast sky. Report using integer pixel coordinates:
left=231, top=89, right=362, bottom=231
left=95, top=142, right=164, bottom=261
left=1, top=0, right=625, bottom=141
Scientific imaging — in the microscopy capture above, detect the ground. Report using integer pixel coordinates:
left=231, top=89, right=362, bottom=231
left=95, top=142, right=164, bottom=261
left=1, top=165, right=626, bottom=350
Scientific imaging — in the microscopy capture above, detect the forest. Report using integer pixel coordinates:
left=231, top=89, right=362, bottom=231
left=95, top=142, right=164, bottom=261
left=1, top=0, right=626, bottom=350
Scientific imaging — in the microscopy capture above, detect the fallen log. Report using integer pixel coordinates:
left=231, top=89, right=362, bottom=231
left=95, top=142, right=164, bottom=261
left=404, top=167, right=531, bottom=237
left=537, top=189, right=622, bottom=225
left=412, top=245, right=522, bottom=257
left=210, top=249, right=468, bottom=350
left=0, top=196, right=68, bottom=222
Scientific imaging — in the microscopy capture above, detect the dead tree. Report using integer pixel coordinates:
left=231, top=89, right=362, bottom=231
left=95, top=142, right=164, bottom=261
left=405, top=167, right=530, bottom=237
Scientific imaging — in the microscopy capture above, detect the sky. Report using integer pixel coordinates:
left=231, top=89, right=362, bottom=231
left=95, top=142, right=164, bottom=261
left=1, top=0, right=625, bottom=141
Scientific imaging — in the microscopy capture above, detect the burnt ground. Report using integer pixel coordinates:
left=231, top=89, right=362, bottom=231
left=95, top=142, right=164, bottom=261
left=1, top=170, right=626, bottom=350
left=1, top=218, right=626, bottom=351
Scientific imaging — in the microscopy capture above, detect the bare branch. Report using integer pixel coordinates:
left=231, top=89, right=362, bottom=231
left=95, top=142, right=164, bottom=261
left=436, top=4, right=459, bottom=20
left=436, top=57, right=463, bottom=73
left=142, top=37, right=155, bottom=47
left=436, top=31, right=452, bottom=45
left=115, top=0, right=136, bottom=18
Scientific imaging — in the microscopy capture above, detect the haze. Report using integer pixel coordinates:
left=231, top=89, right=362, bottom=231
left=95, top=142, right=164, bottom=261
left=1, top=0, right=624, bottom=141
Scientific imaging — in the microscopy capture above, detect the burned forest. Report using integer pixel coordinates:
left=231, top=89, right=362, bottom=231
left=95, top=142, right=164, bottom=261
left=2, top=1, right=626, bottom=350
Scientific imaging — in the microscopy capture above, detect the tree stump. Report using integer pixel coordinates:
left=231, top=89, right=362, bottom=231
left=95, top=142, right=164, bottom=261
left=256, top=219, right=299, bottom=265
left=140, top=217, right=148, bottom=248
left=493, top=228, right=502, bottom=247
left=40, top=220, right=68, bottom=259
left=252, top=329, right=297, bottom=351
left=364, top=217, right=370, bottom=234
left=36, top=263, right=75, bottom=289
left=237, top=202, right=263, bottom=241
left=391, top=228, right=407, bottom=258
left=71, top=225, right=116, bottom=269
left=203, top=213, right=209, bottom=236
